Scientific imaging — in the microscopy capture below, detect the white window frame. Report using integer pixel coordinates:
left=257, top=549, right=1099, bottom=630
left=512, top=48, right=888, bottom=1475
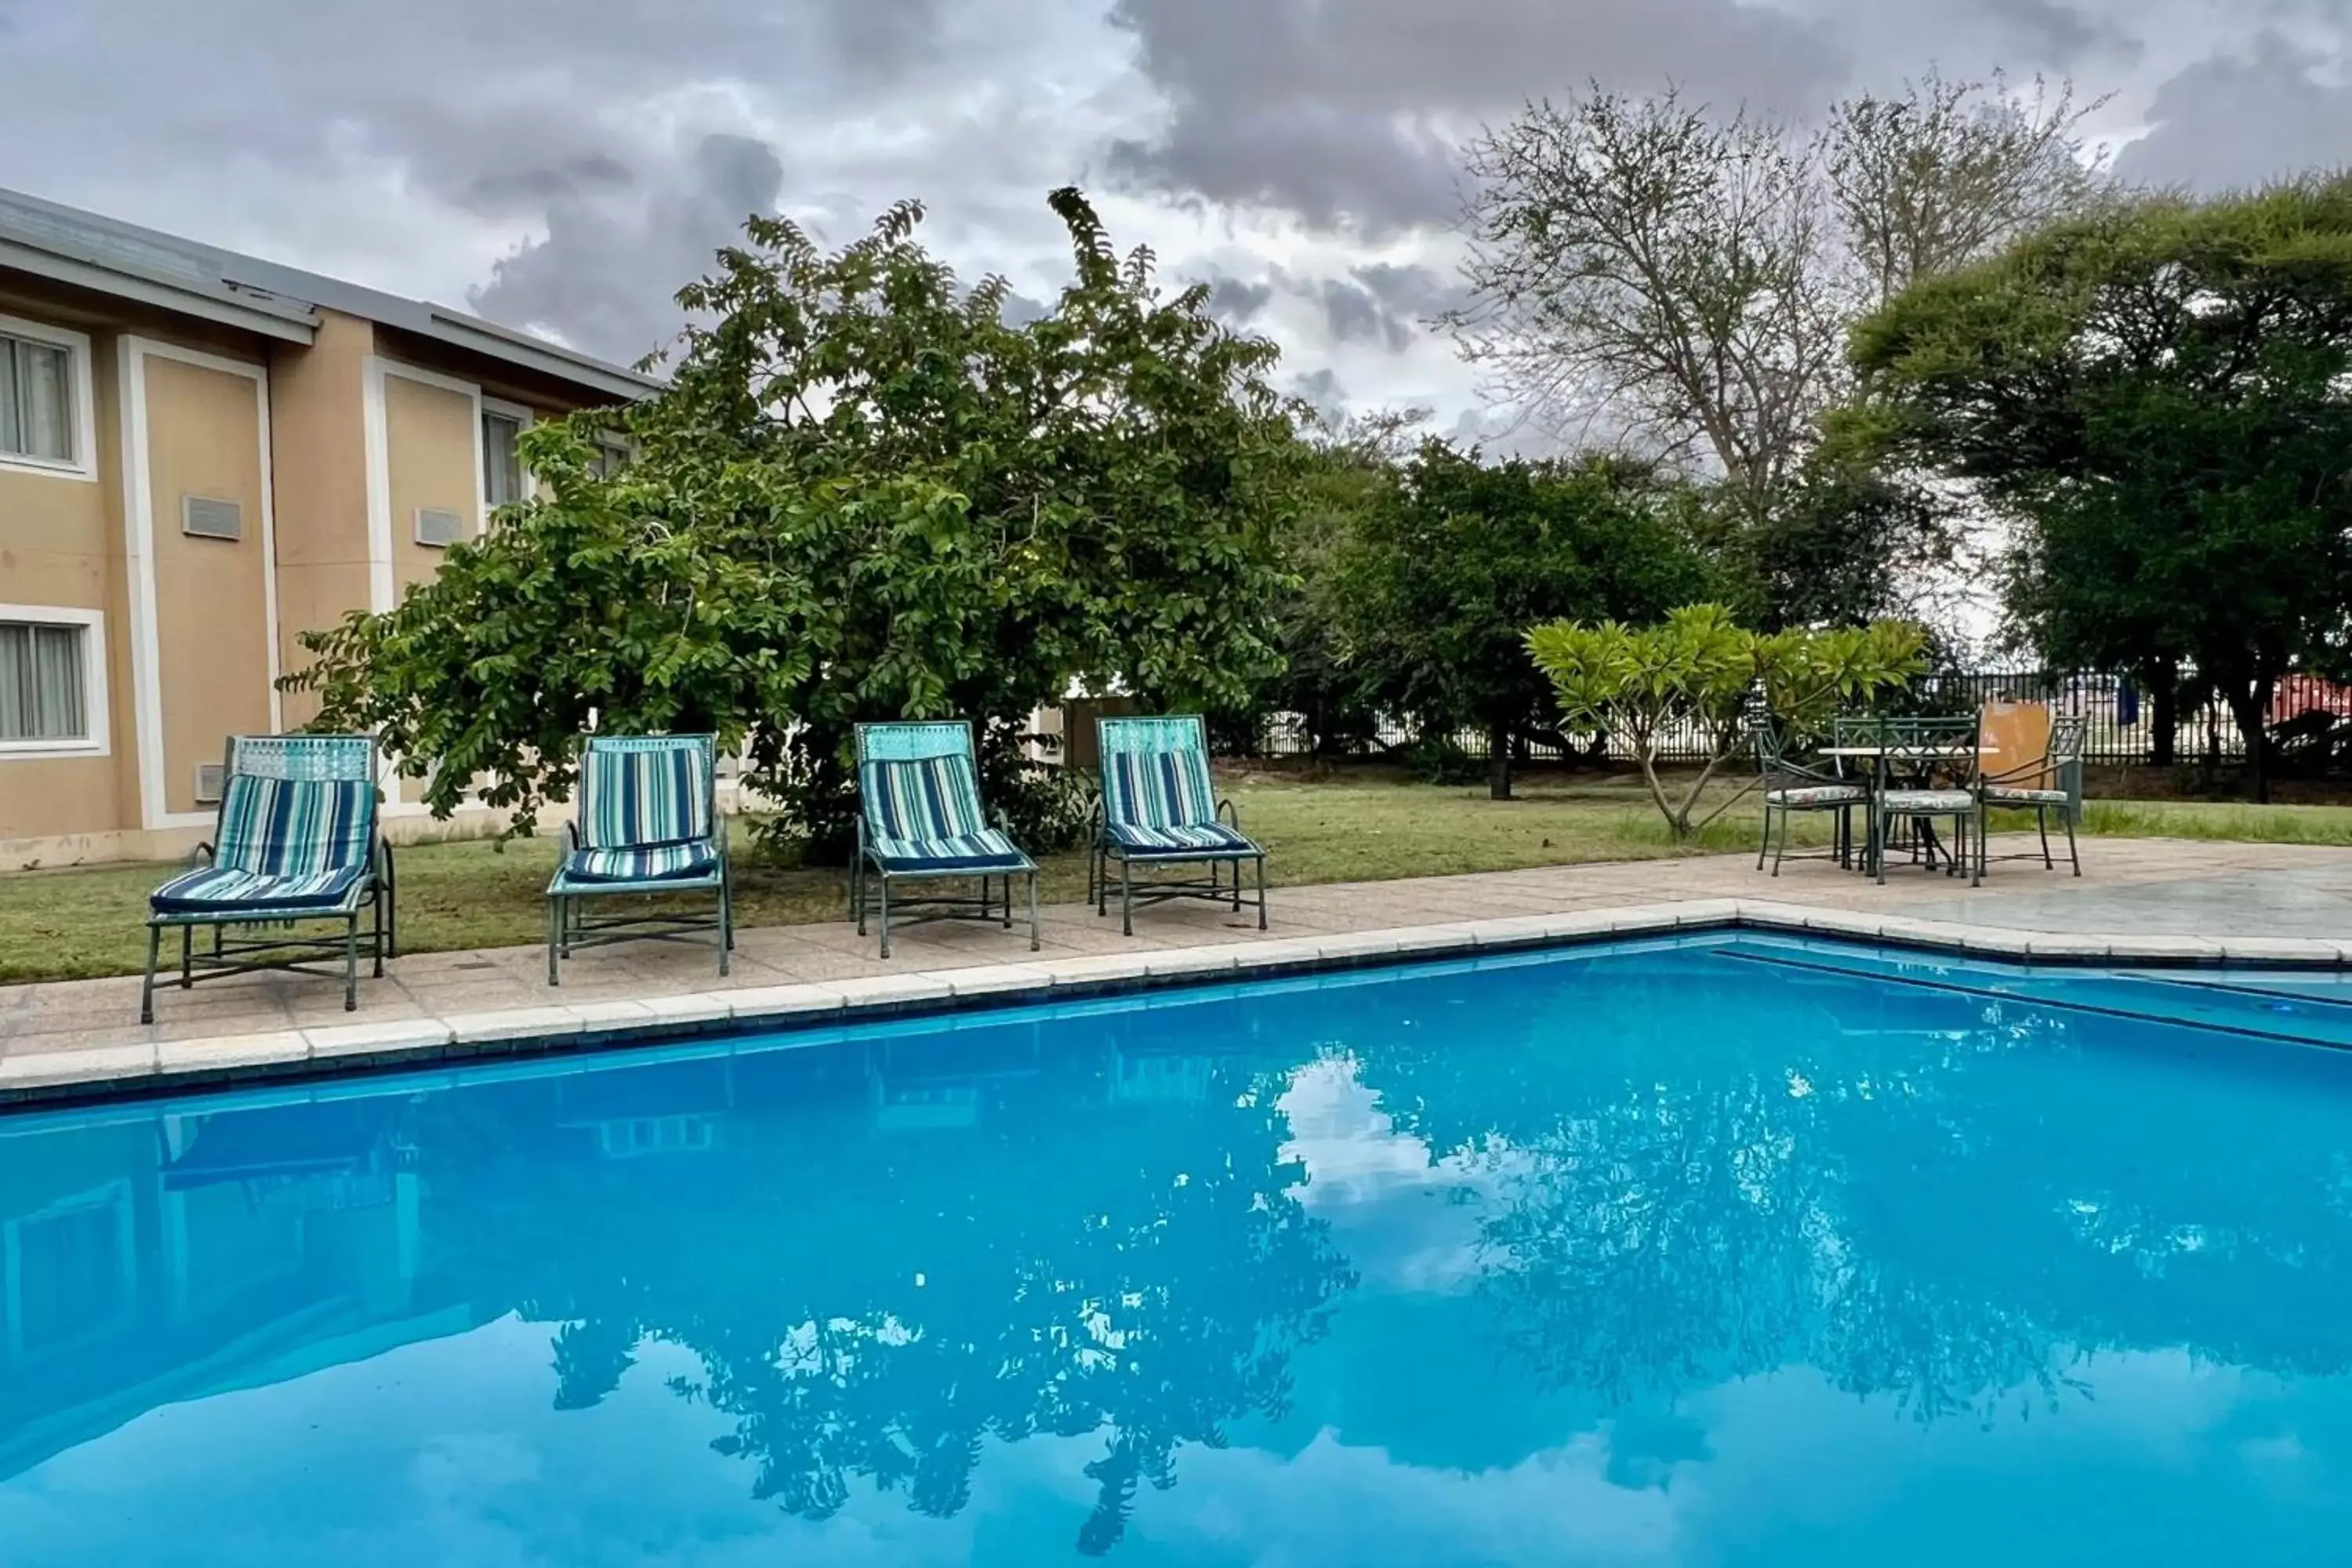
left=0, top=313, right=99, bottom=482
left=0, top=604, right=110, bottom=758
left=480, top=396, right=532, bottom=524
left=591, top=432, right=635, bottom=478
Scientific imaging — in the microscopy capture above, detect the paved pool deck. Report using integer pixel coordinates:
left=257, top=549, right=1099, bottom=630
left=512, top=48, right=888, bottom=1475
left=4, top=834, right=2350, bottom=1103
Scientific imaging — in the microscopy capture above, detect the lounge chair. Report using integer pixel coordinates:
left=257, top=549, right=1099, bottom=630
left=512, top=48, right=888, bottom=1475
left=1092, top=714, right=1267, bottom=935
left=1973, top=703, right=2084, bottom=878
left=854, top=720, right=1039, bottom=959
left=546, top=733, right=731, bottom=983
left=142, top=733, right=393, bottom=1023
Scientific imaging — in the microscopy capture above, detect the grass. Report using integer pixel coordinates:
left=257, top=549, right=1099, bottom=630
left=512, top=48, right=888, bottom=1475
left=4, top=769, right=2347, bottom=985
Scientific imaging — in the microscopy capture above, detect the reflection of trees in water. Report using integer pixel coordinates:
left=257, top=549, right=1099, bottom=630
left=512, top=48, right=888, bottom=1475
left=412, top=1006, right=1355, bottom=1555
left=1350, top=953, right=2352, bottom=1424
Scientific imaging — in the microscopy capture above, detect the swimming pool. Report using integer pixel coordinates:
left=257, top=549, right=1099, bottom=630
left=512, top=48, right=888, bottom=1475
left=4, top=934, right=2350, bottom=1565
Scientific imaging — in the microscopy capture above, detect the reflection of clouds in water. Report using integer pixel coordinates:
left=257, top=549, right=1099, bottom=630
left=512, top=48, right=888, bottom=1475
left=1276, top=1053, right=1530, bottom=1294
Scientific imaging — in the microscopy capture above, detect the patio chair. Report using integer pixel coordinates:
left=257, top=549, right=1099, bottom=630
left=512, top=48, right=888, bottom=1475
left=1868, top=715, right=1983, bottom=886
left=854, top=720, right=1039, bottom=960
left=1755, top=724, right=1868, bottom=876
left=546, top=733, right=731, bottom=984
left=1973, top=704, right=2083, bottom=878
left=1092, top=714, right=1269, bottom=934
left=142, top=734, right=393, bottom=1024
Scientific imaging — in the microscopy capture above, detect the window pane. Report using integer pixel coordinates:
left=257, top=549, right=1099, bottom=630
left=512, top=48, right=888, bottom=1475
left=0, top=334, right=72, bottom=463
left=0, top=624, right=27, bottom=739
left=482, top=413, right=524, bottom=509
left=16, top=1196, right=129, bottom=1352
left=0, top=339, right=19, bottom=456
left=20, top=342, right=70, bottom=460
left=0, top=621, right=88, bottom=741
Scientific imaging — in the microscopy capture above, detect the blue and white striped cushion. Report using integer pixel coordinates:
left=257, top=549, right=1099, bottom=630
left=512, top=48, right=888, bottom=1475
left=151, top=862, right=368, bottom=915
left=213, top=775, right=374, bottom=877
left=869, top=828, right=1029, bottom=871
left=862, top=755, right=987, bottom=843
left=579, top=742, right=711, bottom=850
left=560, top=843, right=720, bottom=884
left=1102, top=746, right=1218, bottom=832
left=1108, top=821, right=1255, bottom=855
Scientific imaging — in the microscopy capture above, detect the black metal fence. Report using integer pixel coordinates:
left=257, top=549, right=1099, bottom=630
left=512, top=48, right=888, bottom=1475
left=1243, top=671, right=2352, bottom=768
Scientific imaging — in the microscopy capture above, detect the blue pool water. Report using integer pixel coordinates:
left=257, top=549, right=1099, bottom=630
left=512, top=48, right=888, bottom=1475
left=5, top=935, right=2352, bottom=1566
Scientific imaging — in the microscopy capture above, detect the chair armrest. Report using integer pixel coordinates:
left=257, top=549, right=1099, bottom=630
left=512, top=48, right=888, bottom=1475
left=1218, top=797, right=1240, bottom=829
left=563, top=819, right=582, bottom=852
left=374, top=834, right=397, bottom=891
left=1979, top=753, right=2055, bottom=789
left=191, top=840, right=216, bottom=867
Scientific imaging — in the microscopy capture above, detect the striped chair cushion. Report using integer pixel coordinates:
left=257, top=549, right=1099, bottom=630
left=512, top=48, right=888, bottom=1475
left=869, top=828, right=1029, bottom=872
left=862, top=755, right=988, bottom=843
left=557, top=843, right=720, bottom=886
left=1985, top=786, right=2070, bottom=806
left=1102, top=746, right=1218, bottom=831
left=151, top=862, right=368, bottom=915
left=212, top=775, right=374, bottom=877
left=579, top=742, right=711, bottom=850
left=1108, top=821, right=1256, bottom=855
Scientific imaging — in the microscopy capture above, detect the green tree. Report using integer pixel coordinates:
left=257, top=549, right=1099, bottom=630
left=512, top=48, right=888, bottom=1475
left=1329, top=441, right=1708, bottom=799
left=1846, top=177, right=2352, bottom=800
left=291, top=191, right=1301, bottom=852
left=1526, top=604, right=1924, bottom=837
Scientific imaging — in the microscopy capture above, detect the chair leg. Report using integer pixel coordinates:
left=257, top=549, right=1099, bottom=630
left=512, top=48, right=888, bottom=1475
left=1255, top=854, right=1268, bottom=931
left=854, top=860, right=867, bottom=936
left=978, top=874, right=991, bottom=922
left=343, top=917, right=358, bottom=1012
left=140, top=925, right=161, bottom=1025
left=878, top=876, right=891, bottom=960
left=717, top=884, right=732, bottom=977
left=1756, top=807, right=1771, bottom=871
left=180, top=925, right=193, bottom=989
left=1770, top=806, right=1789, bottom=877
left=372, top=887, right=387, bottom=978
left=546, top=898, right=562, bottom=986
left=1230, top=855, right=1241, bottom=913
left=1875, top=811, right=1889, bottom=885
left=1096, top=848, right=1109, bottom=917
left=2065, top=811, right=2081, bottom=877
left=1001, top=872, right=1012, bottom=929
left=1028, top=871, right=1040, bottom=952
left=1121, top=857, right=1134, bottom=938
left=2037, top=808, right=2053, bottom=870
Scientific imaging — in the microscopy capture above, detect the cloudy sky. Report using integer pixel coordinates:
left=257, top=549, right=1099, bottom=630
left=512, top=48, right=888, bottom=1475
left=2, top=0, right=2347, bottom=435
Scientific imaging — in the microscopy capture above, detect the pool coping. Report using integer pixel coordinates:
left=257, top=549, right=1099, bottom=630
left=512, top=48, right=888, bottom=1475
left=5, top=897, right=2347, bottom=1107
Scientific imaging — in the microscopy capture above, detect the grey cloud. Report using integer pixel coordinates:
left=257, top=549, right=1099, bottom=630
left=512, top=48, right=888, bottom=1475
left=2117, top=34, right=2352, bottom=191
left=470, top=134, right=786, bottom=367
left=1973, top=0, right=2143, bottom=67
left=1307, top=276, right=1410, bottom=351
left=1203, top=274, right=1275, bottom=325
left=1106, top=0, right=1846, bottom=230
left=1290, top=366, right=1351, bottom=426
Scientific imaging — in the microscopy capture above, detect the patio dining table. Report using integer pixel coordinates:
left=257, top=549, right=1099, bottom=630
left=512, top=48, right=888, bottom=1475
left=1816, top=742, right=1998, bottom=875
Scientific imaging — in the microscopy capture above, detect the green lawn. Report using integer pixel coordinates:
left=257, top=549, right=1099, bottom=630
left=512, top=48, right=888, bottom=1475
left=5, top=771, right=2349, bottom=985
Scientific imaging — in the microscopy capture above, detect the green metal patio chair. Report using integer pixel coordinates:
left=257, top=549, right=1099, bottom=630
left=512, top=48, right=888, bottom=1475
left=1975, top=710, right=2085, bottom=880
left=853, top=720, right=1039, bottom=959
left=1092, top=714, right=1267, bottom=935
left=1755, top=724, right=1868, bottom=877
left=546, top=732, right=731, bottom=984
left=142, top=733, right=394, bottom=1023
left=1863, top=715, right=1983, bottom=885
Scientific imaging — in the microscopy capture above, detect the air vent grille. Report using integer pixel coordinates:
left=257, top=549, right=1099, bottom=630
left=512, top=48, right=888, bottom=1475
left=181, top=495, right=242, bottom=541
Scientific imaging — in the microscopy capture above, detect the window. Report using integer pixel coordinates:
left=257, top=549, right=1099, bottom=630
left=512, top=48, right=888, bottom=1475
left=0, top=328, right=75, bottom=466
left=482, top=408, right=525, bottom=510
left=591, top=436, right=632, bottom=479
left=1, top=621, right=87, bottom=742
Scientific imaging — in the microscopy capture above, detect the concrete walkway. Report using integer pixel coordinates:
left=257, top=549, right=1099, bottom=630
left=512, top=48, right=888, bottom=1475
left=4, top=835, right=2349, bottom=1102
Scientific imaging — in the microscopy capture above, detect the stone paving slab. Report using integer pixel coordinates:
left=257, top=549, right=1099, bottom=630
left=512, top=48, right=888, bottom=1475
left=3, top=836, right=2348, bottom=1104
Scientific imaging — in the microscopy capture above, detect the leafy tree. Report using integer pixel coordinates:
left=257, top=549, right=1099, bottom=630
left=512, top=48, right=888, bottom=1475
left=1452, top=71, right=2100, bottom=625
left=1328, top=441, right=1708, bottom=799
left=292, top=191, right=1301, bottom=854
left=1526, top=604, right=1924, bottom=836
left=1846, top=177, right=2352, bottom=800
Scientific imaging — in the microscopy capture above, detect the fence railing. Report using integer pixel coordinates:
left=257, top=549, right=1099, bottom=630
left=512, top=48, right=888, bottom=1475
left=1237, top=671, right=2352, bottom=768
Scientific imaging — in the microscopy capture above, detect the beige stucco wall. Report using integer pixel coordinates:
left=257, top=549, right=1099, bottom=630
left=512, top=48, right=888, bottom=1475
left=143, top=351, right=274, bottom=818
left=267, top=310, right=376, bottom=731
left=381, top=370, right=481, bottom=601
left=0, top=314, right=128, bottom=842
